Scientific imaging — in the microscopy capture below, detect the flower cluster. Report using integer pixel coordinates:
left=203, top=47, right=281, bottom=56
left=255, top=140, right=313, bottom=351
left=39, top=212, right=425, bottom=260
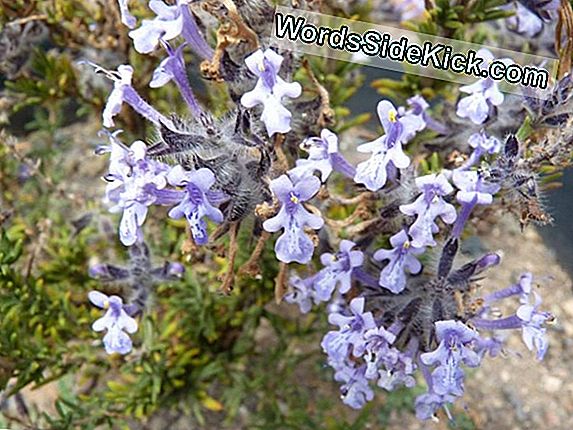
left=88, top=242, right=184, bottom=354
left=399, top=173, right=457, bottom=247
left=284, top=240, right=363, bottom=312
left=99, top=133, right=222, bottom=246
left=280, top=108, right=552, bottom=420
left=320, top=259, right=553, bottom=419
left=88, top=0, right=307, bottom=355
left=80, top=1, right=558, bottom=422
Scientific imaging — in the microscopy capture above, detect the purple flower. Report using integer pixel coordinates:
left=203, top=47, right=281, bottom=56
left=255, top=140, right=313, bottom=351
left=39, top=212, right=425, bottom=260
left=363, top=326, right=397, bottom=378
left=475, top=335, right=505, bottom=358
left=88, top=291, right=138, bottom=355
left=102, top=64, right=134, bottom=128
left=240, top=49, right=302, bottom=137
left=405, top=94, right=429, bottom=116
left=469, top=130, right=501, bottom=155
left=397, top=95, right=429, bottom=129
left=456, top=79, right=503, bottom=124
left=516, top=296, right=552, bottom=360
left=162, top=261, right=185, bottom=278
left=377, top=353, right=416, bottom=391
left=334, top=364, right=374, bottom=409
left=150, top=42, right=184, bottom=88
left=401, top=95, right=449, bottom=135
left=88, top=242, right=185, bottom=316
left=399, top=173, right=457, bottom=247
left=458, top=130, right=502, bottom=170
left=456, top=49, right=511, bottom=124
left=321, top=297, right=376, bottom=363
left=313, top=240, right=364, bottom=301
left=472, top=273, right=553, bottom=360
left=96, top=130, right=131, bottom=177
left=473, top=306, right=552, bottom=360
left=129, top=0, right=184, bottom=53
left=87, top=63, right=172, bottom=129
left=516, top=272, right=534, bottom=303
left=129, top=0, right=213, bottom=59
left=397, top=94, right=450, bottom=135
left=166, top=165, right=224, bottom=245
left=373, top=230, right=424, bottom=294
left=103, top=140, right=173, bottom=246
left=286, top=242, right=362, bottom=313
left=284, top=274, right=315, bottom=314
left=452, top=170, right=500, bottom=205
left=263, top=174, right=323, bottom=264
left=289, top=129, right=356, bottom=181
left=354, top=100, right=424, bottom=191
left=483, top=272, right=533, bottom=305
left=474, top=252, right=502, bottom=272
left=150, top=42, right=202, bottom=116
left=450, top=170, right=500, bottom=238
left=415, top=392, right=457, bottom=421
left=117, top=0, right=136, bottom=29
left=507, top=2, right=543, bottom=37
left=514, top=276, right=553, bottom=359
left=362, top=323, right=417, bottom=391
left=420, top=320, right=481, bottom=396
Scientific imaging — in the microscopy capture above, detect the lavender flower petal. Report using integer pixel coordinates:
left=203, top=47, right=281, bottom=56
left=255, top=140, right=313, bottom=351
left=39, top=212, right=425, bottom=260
left=240, top=49, right=302, bottom=136
left=263, top=174, right=323, bottom=263
left=89, top=291, right=138, bottom=355
left=373, top=230, right=424, bottom=293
